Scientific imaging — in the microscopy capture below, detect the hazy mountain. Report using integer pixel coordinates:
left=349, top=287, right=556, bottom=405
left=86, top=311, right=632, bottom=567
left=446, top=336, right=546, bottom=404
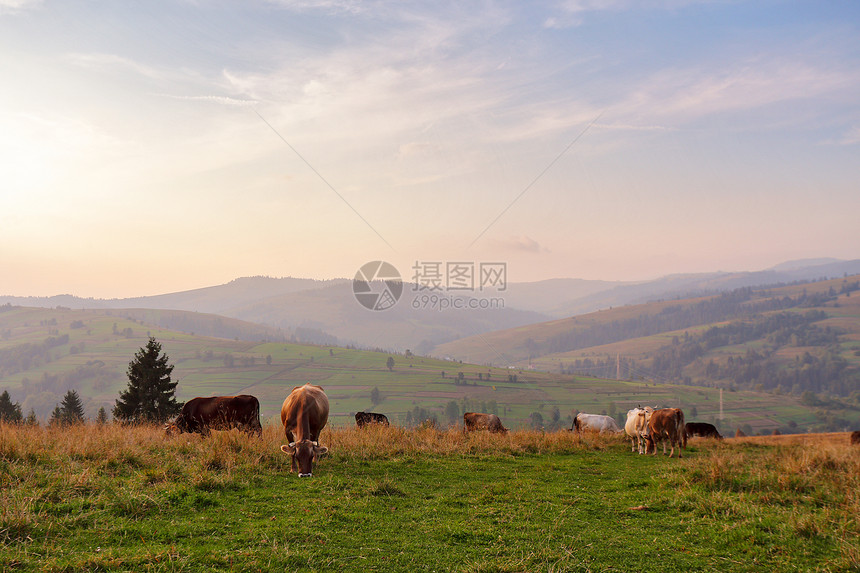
left=3, top=258, right=859, bottom=351
left=548, top=259, right=860, bottom=318
left=0, top=276, right=344, bottom=314
left=226, top=280, right=550, bottom=352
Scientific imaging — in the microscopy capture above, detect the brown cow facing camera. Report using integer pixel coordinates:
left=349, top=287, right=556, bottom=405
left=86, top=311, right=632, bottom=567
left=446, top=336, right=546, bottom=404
left=280, top=383, right=329, bottom=478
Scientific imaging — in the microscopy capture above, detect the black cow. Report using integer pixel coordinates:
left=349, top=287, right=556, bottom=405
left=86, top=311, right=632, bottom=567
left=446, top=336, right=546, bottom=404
left=684, top=422, right=723, bottom=440
left=165, top=395, right=262, bottom=436
left=355, top=411, right=390, bottom=428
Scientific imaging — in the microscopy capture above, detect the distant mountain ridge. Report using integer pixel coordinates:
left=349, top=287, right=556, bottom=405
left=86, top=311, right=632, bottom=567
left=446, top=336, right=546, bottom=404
left=2, top=258, right=859, bottom=351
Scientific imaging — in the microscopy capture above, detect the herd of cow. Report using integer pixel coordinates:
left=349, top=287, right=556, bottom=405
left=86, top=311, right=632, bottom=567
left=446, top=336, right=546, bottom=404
left=163, top=383, right=730, bottom=477
left=574, top=406, right=721, bottom=458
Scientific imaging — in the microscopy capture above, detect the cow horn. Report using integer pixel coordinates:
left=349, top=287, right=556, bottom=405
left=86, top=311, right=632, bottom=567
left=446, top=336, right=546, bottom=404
left=311, top=441, right=319, bottom=446
left=288, top=441, right=296, bottom=448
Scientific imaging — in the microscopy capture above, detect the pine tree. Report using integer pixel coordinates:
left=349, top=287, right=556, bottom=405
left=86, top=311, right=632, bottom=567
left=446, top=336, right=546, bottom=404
left=113, top=337, right=182, bottom=423
left=24, top=409, right=38, bottom=426
left=96, top=406, right=108, bottom=425
left=0, top=390, right=23, bottom=423
left=60, top=390, right=86, bottom=424
left=49, top=405, right=63, bottom=427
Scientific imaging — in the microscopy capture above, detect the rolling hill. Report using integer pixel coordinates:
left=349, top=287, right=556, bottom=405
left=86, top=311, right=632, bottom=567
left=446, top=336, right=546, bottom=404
left=3, top=259, right=860, bottom=352
left=1, top=304, right=858, bottom=435
left=433, top=276, right=860, bottom=410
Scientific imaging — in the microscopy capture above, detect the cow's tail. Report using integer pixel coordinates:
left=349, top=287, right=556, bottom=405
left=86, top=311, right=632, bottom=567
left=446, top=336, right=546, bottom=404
left=676, top=409, right=686, bottom=448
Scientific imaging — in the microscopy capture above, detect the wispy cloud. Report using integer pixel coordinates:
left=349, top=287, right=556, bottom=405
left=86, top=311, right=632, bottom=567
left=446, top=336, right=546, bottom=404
left=157, top=94, right=258, bottom=107
left=545, top=0, right=720, bottom=28
left=495, top=235, right=550, bottom=254
left=0, top=0, right=41, bottom=15
left=823, top=126, right=860, bottom=146
left=263, top=0, right=367, bottom=15
left=618, top=57, right=859, bottom=127
left=65, top=53, right=164, bottom=80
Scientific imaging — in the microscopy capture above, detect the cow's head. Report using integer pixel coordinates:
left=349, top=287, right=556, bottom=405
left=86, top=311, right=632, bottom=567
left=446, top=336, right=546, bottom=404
left=280, top=440, right=328, bottom=478
left=163, top=417, right=184, bottom=436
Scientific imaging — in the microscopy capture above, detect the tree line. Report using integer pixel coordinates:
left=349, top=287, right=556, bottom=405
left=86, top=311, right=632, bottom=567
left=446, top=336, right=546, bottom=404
left=560, top=309, right=859, bottom=399
left=538, top=285, right=858, bottom=359
left=0, top=337, right=182, bottom=427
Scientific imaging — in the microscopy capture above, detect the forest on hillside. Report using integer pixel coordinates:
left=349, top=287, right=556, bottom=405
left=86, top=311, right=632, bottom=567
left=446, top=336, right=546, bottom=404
left=557, top=284, right=860, bottom=405
left=543, top=285, right=855, bottom=356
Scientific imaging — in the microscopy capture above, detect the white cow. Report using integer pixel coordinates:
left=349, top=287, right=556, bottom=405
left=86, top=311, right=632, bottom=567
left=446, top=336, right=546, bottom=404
left=625, top=406, right=654, bottom=454
left=573, top=412, right=621, bottom=434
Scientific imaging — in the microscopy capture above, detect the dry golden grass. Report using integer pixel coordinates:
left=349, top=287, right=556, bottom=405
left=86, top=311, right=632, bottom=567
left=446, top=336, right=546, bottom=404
left=728, top=431, right=856, bottom=447
left=323, top=424, right=626, bottom=459
left=670, top=434, right=860, bottom=568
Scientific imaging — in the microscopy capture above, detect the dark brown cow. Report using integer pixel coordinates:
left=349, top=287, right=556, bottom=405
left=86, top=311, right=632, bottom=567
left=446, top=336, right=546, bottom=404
left=684, top=422, right=722, bottom=440
left=735, top=428, right=747, bottom=438
left=164, top=395, right=261, bottom=436
left=645, top=408, right=685, bottom=458
left=280, top=383, right=329, bottom=478
left=850, top=431, right=860, bottom=445
left=463, top=412, right=508, bottom=434
left=355, top=411, right=390, bottom=428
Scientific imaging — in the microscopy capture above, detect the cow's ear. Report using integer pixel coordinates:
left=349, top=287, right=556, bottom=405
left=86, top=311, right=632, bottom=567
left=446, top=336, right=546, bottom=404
left=314, top=445, right=328, bottom=457
left=281, top=444, right=296, bottom=454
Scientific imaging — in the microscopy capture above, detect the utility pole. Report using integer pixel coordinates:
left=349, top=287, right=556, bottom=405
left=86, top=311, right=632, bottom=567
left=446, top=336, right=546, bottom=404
left=720, top=388, right=724, bottom=420
left=616, top=353, right=620, bottom=381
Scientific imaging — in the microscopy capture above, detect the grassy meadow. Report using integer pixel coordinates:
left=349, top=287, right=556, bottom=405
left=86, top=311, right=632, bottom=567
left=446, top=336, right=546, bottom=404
left=1, top=422, right=858, bottom=572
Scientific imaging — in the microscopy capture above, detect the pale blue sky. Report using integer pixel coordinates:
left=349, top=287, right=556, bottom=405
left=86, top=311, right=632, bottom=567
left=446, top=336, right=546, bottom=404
left=1, top=1, right=858, bottom=297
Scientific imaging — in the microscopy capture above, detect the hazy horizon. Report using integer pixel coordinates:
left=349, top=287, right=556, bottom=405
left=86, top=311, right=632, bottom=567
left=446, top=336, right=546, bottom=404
left=2, top=1, right=859, bottom=298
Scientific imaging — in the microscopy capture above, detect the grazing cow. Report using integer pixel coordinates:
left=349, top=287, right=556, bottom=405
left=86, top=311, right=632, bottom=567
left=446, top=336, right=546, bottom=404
left=850, top=431, right=860, bottom=445
left=463, top=412, right=508, bottom=434
left=625, top=407, right=653, bottom=453
left=684, top=422, right=723, bottom=440
left=355, top=411, right=390, bottom=428
left=645, top=408, right=685, bottom=458
left=164, top=395, right=261, bottom=436
left=735, top=428, right=747, bottom=438
left=573, top=413, right=621, bottom=434
left=280, top=383, right=329, bottom=478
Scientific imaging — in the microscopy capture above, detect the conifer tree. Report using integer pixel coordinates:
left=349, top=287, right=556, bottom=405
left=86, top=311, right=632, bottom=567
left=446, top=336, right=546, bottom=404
left=49, top=405, right=63, bottom=427
left=59, top=389, right=86, bottom=424
left=96, top=406, right=108, bottom=425
left=113, top=337, right=181, bottom=423
left=0, top=390, right=23, bottom=423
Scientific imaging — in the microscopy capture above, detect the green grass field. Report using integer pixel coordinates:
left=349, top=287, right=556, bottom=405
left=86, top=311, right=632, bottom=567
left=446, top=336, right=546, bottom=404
left=1, top=424, right=857, bottom=572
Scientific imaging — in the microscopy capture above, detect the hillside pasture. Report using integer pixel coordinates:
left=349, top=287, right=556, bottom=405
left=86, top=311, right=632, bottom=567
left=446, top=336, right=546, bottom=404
left=0, top=423, right=857, bottom=572
left=1, top=306, right=855, bottom=433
